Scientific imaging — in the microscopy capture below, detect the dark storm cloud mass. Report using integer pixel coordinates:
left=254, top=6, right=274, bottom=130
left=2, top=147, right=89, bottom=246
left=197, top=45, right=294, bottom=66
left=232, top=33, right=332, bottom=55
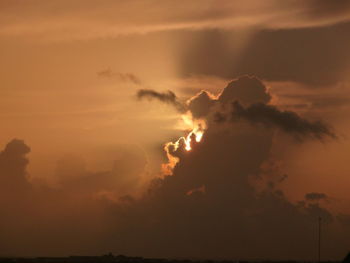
left=1, top=75, right=349, bottom=259
left=180, top=22, right=350, bottom=85
left=122, top=76, right=349, bottom=260
left=111, top=118, right=346, bottom=260
left=137, top=89, right=187, bottom=113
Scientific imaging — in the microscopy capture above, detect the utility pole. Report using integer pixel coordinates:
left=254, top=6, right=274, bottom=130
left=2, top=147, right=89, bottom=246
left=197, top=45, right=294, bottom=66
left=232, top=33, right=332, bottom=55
left=318, top=216, right=322, bottom=263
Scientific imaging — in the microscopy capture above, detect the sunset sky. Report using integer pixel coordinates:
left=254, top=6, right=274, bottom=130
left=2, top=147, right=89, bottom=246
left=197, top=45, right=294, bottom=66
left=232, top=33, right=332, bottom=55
left=1, top=0, right=350, bottom=260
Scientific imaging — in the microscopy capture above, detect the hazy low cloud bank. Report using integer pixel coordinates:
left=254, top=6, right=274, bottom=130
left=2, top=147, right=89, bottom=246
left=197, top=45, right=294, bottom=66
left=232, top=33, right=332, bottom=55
left=1, top=76, right=350, bottom=259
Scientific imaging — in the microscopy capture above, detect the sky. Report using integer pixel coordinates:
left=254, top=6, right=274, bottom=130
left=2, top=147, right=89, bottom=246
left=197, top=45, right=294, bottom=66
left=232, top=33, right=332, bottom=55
left=1, top=0, right=350, bottom=260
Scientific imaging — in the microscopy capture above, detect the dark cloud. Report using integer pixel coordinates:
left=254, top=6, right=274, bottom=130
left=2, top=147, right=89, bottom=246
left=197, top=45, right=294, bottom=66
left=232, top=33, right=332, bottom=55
left=137, top=89, right=187, bottom=113
left=136, top=76, right=336, bottom=142
left=0, top=78, right=344, bottom=259
left=136, top=76, right=272, bottom=120
left=97, top=68, right=141, bottom=85
left=123, top=77, right=346, bottom=259
left=179, top=22, right=350, bottom=85
left=222, top=101, right=336, bottom=141
left=305, top=192, right=328, bottom=201
left=187, top=75, right=271, bottom=119
left=112, top=119, right=345, bottom=259
left=2, top=1, right=350, bottom=259
left=307, top=0, right=350, bottom=18
left=0, top=75, right=348, bottom=260
left=185, top=76, right=336, bottom=141
left=218, top=75, right=271, bottom=105
left=0, top=139, right=31, bottom=192
left=188, top=91, right=215, bottom=119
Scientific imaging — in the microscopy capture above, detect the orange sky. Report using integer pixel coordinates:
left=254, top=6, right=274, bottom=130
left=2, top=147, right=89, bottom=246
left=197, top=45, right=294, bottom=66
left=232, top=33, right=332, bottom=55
left=1, top=0, right=350, bottom=260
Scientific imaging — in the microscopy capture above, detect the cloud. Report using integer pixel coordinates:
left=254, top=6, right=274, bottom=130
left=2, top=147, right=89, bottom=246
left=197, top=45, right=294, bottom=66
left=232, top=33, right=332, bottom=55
left=0, top=139, right=31, bottom=192
left=1, top=1, right=350, bottom=41
left=0, top=139, right=148, bottom=256
left=0, top=77, right=346, bottom=259
left=179, top=22, right=350, bottom=85
left=124, top=76, right=347, bottom=259
left=112, top=114, right=345, bottom=260
left=307, top=0, right=350, bottom=18
left=97, top=69, right=141, bottom=85
left=55, top=147, right=147, bottom=197
left=218, top=75, right=272, bottom=105
left=0, top=69, right=349, bottom=259
left=183, top=76, right=336, bottom=141
left=225, top=101, right=336, bottom=141
left=136, top=76, right=336, bottom=141
left=187, top=91, right=215, bottom=119
left=305, top=192, right=328, bottom=201
left=137, top=89, right=187, bottom=113
left=185, top=75, right=272, bottom=119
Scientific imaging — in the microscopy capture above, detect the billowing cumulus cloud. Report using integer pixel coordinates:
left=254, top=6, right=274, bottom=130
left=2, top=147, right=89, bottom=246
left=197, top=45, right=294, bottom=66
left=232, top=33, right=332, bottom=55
left=186, top=75, right=272, bottom=119
left=218, top=75, right=271, bottom=105
left=188, top=91, right=215, bottom=119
